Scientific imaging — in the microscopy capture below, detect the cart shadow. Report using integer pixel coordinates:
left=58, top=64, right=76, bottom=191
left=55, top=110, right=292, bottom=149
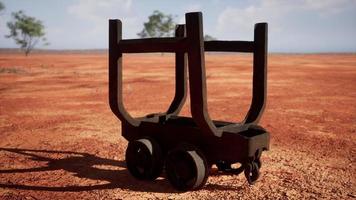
left=0, top=148, right=240, bottom=192
left=0, top=147, right=177, bottom=193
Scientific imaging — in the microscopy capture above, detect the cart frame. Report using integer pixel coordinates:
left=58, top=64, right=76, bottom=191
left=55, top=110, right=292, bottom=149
left=109, top=12, right=269, bottom=190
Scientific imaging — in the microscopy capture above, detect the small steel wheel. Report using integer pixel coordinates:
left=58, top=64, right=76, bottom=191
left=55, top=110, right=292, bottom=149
left=216, top=161, right=244, bottom=175
left=255, top=158, right=262, bottom=169
left=165, top=144, right=209, bottom=191
left=244, top=162, right=260, bottom=184
left=254, top=149, right=262, bottom=169
left=125, top=137, right=163, bottom=180
left=216, top=160, right=231, bottom=171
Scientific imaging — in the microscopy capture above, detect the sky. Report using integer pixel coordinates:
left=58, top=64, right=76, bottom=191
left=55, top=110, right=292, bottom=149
left=0, top=0, right=355, bottom=52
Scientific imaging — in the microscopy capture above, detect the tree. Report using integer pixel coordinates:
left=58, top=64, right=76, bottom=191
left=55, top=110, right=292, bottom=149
left=204, top=34, right=216, bottom=41
left=0, top=1, right=4, bottom=13
left=6, top=11, right=48, bottom=56
left=137, top=10, right=175, bottom=38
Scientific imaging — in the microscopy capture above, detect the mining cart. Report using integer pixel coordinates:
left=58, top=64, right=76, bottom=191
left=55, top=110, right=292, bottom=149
left=109, top=12, right=269, bottom=191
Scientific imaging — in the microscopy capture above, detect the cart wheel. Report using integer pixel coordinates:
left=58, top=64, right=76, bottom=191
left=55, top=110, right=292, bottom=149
left=216, top=161, right=244, bottom=175
left=125, top=138, right=163, bottom=180
left=255, top=158, right=262, bottom=169
left=165, top=144, right=209, bottom=191
left=244, top=162, right=260, bottom=184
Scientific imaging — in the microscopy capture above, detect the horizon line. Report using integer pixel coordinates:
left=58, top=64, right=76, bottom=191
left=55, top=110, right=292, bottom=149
left=0, top=48, right=355, bottom=54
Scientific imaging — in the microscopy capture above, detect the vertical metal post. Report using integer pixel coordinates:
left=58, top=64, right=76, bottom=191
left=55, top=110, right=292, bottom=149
left=185, top=12, right=221, bottom=137
left=167, top=25, right=187, bottom=115
left=244, top=23, right=268, bottom=124
left=109, top=19, right=139, bottom=127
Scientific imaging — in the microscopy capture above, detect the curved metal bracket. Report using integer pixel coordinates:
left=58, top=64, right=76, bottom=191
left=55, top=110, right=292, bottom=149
left=109, top=21, right=188, bottom=127
left=166, top=25, right=188, bottom=116
left=184, top=13, right=268, bottom=136
left=109, top=13, right=268, bottom=137
left=185, top=12, right=222, bottom=137
left=109, top=19, right=140, bottom=127
left=243, top=23, right=268, bottom=125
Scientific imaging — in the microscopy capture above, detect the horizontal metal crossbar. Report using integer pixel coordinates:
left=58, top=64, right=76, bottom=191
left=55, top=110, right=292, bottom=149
left=118, top=38, right=254, bottom=53
left=204, top=41, right=254, bottom=52
left=118, top=37, right=187, bottom=53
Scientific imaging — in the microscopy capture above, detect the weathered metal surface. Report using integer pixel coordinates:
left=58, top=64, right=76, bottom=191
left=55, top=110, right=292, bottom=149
left=109, top=12, right=269, bottom=190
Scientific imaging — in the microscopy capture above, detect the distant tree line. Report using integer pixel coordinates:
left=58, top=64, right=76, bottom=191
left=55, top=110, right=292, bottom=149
left=1, top=3, right=215, bottom=56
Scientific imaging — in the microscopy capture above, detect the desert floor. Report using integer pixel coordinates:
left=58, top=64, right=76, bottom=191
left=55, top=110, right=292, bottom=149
left=0, top=53, right=355, bottom=199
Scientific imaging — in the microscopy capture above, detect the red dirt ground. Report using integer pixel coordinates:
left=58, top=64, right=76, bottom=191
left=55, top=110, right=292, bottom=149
left=0, top=53, right=355, bottom=199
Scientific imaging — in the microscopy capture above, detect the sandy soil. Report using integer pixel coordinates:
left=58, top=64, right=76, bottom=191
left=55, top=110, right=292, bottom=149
left=0, top=53, right=355, bottom=199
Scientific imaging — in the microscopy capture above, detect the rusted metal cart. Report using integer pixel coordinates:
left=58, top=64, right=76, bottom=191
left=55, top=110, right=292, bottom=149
left=109, top=12, right=269, bottom=191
